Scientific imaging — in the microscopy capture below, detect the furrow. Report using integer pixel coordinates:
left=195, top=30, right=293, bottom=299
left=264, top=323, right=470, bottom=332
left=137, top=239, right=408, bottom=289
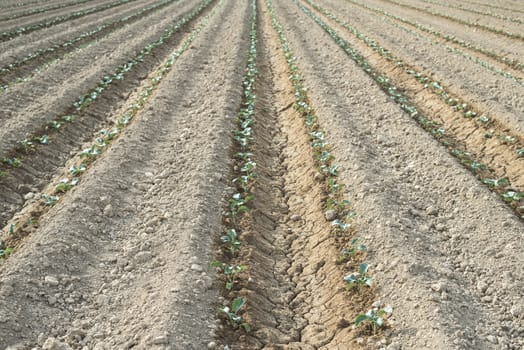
left=0, top=0, right=218, bottom=231
left=298, top=0, right=524, bottom=219
left=0, top=0, right=180, bottom=88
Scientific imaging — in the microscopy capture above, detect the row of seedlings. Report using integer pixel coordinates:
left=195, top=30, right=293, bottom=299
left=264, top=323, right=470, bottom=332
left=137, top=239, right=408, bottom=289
left=0, top=0, right=217, bottom=178
left=0, top=0, right=181, bottom=90
left=418, top=0, right=524, bottom=25
left=306, top=0, right=524, bottom=155
left=213, top=1, right=257, bottom=348
left=295, top=0, right=524, bottom=218
left=346, top=0, right=524, bottom=71
left=0, top=0, right=224, bottom=258
left=382, top=0, right=524, bottom=41
left=0, top=0, right=93, bottom=22
left=0, top=0, right=138, bottom=42
left=264, top=0, right=392, bottom=335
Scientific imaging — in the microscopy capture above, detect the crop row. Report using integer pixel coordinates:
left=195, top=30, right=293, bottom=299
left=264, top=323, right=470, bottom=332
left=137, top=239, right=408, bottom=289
left=353, top=3, right=524, bottom=87
left=461, top=0, right=524, bottom=15
left=265, top=0, right=392, bottom=334
left=345, top=0, right=524, bottom=72
left=0, top=0, right=94, bottom=22
left=0, top=0, right=50, bottom=10
left=382, top=0, right=524, bottom=41
left=418, top=0, right=524, bottom=25
left=0, top=0, right=180, bottom=90
left=0, top=0, right=222, bottom=259
left=297, top=0, right=524, bottom=217
left=0, top=0, right=139, bottom=42
left=310, top=0, right=524, bottom=144
left=213, top=1, right=257, bottom=347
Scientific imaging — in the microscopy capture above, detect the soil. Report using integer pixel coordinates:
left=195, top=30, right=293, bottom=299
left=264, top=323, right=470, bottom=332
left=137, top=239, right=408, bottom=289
left=0, top=0, right=522, bottom=349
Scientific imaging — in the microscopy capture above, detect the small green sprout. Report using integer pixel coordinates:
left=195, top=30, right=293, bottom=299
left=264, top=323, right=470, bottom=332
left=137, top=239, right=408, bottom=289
left=34, top=135, right=49, bottom=145
left=517, top=149, right=524, bottom=158
left=0, top=243, right=13, bottom=259
left=40, top=194, right=59, bottom=206
left=326, top=198, right=350, bottom=212
left=221, top=229, right=241, bottom=256
left=218, top=297, right=251, bottom=332
left=48, top=120, right=62, bottom=129
left=502, top=191, right=524, bottom=203
left=2, top=158, right=21, bottom=167
left=211, top=261, right=247, bottom=290
left=339, top=238, right=367, bottom=262
left=499, top=135, right=516, bottom=144
left=19, top=139, right=34, bottom=153
left=62, top=115, right=74, bottom=123
left=355, top=306, right=393, bottom=334
left=344, top=263, right=372, bottom=289
left=482, top=178, right=509, bottom=188
left=477, top=115, right=489, bottom=123
left=228, top=193, right=254, bottom=216
left=69, top=164, right=86, bottom=176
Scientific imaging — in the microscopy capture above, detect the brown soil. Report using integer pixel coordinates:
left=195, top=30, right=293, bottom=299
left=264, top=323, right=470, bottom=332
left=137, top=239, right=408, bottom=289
left=0, top=0, right=522, bottom=349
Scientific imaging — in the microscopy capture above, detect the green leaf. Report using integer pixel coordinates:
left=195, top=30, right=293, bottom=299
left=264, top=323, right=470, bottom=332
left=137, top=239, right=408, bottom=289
left=359, top=263, right=369, bottom=275
left=355, top=314, right=370, bottom=326
left=241, top=322, right=252, bottom=332
left=231, top=297, right=245, bottom=313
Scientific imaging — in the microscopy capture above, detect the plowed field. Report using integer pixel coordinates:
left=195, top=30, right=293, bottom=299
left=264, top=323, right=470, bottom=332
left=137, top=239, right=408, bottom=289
left=0, top=0, right=522, bottom=349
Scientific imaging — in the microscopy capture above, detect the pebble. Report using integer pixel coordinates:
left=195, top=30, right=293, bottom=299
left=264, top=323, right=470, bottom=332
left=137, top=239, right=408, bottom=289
left=103, top=204, right=113, bottom=217
left=24, top=192, right=35, bottom=200
left=510, top=305, right=521, bottom=317
left=426, top=206, right=438, bottom=216
left=42, top=338, right=72, bottom=350
left=430, top=282, right=444, bottom=293
left=290, top=214, right=302, bottom=221
left=486, top=335, right=498, bottom=344
left=324, top=209, right=337, bottom=221
left=153, top=335, right=169, bottom=345
left=191, top=264, right=203, bottom=272
left=44, top=276, right=59, bottom=286
left=207, top=342, right=216, bottom=349
left=477, top=280, right=489, bottom=294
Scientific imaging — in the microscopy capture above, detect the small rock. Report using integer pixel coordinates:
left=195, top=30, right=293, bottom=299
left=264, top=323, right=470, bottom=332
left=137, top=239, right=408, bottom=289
left=324, top=209, right=337, bottom=221
left=486, top=335, right=498, bottom=344
left=44, top=276, right=59, bottom=286
left=477, top=280, right=489, bottom=294
left=510, top=305, right=521, bottom=317
left=426, top=206, right=438, bottom=216
left=48, top=296, right=57, bottom=305
left=153, top=335, right=168, bottom=345
left=103, top=204, right=113, bottom=217
left=431, top=282, right=444, bottom=293
left=42, top=338, right=72, bottom=350
left=290, top=214, right=302, bottom=222
left=207, top=342, right=216, bottom=349
left=191, top=264, right=203, bottom=272
left=24, top=192, right=35, bottom=200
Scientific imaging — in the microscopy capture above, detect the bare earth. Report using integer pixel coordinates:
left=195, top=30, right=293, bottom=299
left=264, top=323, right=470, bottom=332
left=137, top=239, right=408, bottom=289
left=0, top=0, right=522, bottom=349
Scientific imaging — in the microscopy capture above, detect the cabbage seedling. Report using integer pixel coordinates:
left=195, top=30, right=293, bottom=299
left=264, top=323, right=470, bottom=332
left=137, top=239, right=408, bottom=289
left=221, top=229, right=241, bottom=256
left=344, top=263, right=372, bottom=289
left=355, top=306, right=392, bottom=334
left=339, top=238, right=367, bottom=262
left=218, top=297, right=252, bottom=332
left=211, top=261, right=247, bottom=290
left=482, top=178, right=509, bottom=188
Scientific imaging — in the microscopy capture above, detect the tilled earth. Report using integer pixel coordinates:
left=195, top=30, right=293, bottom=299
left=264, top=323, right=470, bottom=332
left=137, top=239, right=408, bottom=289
left=0, top=0, right=522, bottom=349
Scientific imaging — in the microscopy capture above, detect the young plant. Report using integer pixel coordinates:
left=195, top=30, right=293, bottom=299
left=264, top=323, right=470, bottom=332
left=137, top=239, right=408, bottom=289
left=34, top=135, right=49, bottom=145
left=228, top=193, right=254, bottom=217
left=221, top=229, right=241, bottom=256
left=0, top=240, right=12, bottom=259
left=355, top=306, right=392, bottom=334
left=502, top=191, right=524, bottom=203
left=19, top=139, right=34, bottom=153
left=344, top=263, right=372, bottom=289
left=211, top=261, right=247, bottom=290
left=482, top=177, right=509, bottom=188
left=339, top=238, right=367, bottom=262
left=40, top=194, right=59, bottom=206
left=2, top=158, right=21, bottom=167
left=218, top=297, right=252, bottom=332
